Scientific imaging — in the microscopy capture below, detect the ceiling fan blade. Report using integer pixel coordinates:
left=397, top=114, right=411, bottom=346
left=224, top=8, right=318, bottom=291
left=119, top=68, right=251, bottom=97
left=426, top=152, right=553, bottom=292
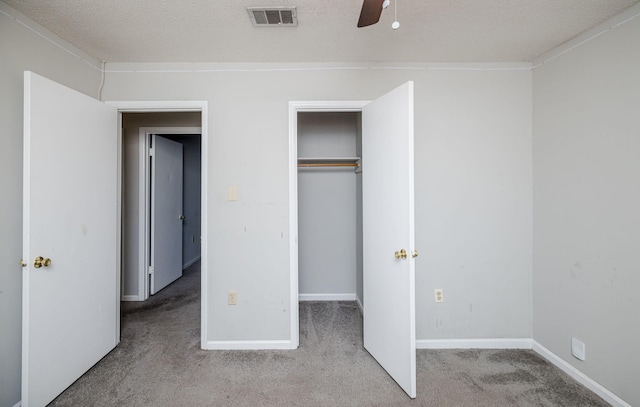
left=357, top=0, right=386, bottom=27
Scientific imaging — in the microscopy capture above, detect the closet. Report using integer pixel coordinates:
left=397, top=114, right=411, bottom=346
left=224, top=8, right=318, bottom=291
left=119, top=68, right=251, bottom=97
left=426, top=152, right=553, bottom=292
left=297, top=112, right=363, bottom=307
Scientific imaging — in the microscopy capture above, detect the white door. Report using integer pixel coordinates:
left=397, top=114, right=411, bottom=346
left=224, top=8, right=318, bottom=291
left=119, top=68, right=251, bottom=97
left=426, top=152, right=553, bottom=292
left=22, top=71, right=119, bottom=407
left=362, top=81, right=416, bottom=398
left=150, top=135, right=184, bottom=294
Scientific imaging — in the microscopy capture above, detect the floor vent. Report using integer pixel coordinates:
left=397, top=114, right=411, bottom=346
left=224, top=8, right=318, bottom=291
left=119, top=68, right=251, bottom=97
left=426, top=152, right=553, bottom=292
left=247, top=7, right=298, bottom=27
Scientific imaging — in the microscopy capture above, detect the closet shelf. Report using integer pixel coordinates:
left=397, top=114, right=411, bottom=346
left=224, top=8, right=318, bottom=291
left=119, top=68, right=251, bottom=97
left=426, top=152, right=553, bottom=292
left=297, top=157, right=360, bottom=168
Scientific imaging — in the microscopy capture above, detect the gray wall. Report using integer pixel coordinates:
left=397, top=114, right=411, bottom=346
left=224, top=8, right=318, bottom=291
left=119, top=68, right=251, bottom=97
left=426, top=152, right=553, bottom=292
left=103, top=64, right=533, bottom=343
left=0, top=3, right=103, bottom=405
left=355, top=114, right=363, bottom=306
left=164, top=134, right=202, bottom=268
left=121, top=113, right=201, bottom=299
left=532, top=9, right=640, bottom=406
left=297, top=112, right=359, bottom=297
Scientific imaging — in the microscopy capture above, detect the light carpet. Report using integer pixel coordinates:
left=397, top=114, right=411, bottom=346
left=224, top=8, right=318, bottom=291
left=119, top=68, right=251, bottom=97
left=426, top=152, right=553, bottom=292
left=49, top=262, right=609, bottom=406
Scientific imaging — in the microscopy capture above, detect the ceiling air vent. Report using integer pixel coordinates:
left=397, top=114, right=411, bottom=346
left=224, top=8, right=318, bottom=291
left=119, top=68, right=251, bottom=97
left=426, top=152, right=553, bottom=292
left=247, top=7, right=297, bottom=27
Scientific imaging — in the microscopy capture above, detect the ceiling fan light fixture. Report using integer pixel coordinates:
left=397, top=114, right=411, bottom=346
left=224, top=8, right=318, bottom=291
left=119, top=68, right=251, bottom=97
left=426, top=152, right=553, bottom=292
left=357, top=0, right=385, bottom=27
left=391, top=0, right=400, bottom=30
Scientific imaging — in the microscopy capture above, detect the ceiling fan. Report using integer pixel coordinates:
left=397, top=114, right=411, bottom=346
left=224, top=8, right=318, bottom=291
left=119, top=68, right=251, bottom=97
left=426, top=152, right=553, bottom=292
left=358, top=0, right=399, bottom=29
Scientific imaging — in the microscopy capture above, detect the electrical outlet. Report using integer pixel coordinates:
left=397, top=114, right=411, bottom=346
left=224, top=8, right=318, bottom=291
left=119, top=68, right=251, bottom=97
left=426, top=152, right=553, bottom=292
left=228, top=291, right=238, bottom=305
left=434, top=288, right=444, bottom=303
left=571, top=337, right=586, bottom=361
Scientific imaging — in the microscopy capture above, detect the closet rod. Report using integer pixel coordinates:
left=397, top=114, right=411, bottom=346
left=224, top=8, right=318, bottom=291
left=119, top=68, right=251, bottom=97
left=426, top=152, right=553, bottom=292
left=297, top=163, right=359, bottom=168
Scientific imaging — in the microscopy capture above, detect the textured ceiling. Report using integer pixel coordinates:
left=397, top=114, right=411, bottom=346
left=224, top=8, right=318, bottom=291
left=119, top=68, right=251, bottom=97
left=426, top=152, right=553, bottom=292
left=3, top=0, right=639, bottom=63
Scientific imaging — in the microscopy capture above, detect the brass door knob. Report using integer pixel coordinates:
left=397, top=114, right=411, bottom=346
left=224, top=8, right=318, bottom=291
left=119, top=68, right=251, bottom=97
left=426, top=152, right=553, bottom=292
left=412, top=250, right=419, bottom=258
left=19, top=259, right=27, bottom=267
left=34, top=256, right=52, bottom=268
left=394, top=249, right=407, bottom=260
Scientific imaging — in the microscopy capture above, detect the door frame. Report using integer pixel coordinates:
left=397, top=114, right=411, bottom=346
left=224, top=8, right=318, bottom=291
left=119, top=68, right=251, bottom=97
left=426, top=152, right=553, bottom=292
left=139, top=127, right=201, bottom=300
left=288, top=100, right=368, bottom=348
left=108, top=100, right=209, bottom=349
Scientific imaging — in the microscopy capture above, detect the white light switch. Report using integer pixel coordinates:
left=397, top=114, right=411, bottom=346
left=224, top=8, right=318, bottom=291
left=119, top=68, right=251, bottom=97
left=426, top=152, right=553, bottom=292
left=228, top=291, right=237, bottom=305
left=227, top=186, right=238, bottom=201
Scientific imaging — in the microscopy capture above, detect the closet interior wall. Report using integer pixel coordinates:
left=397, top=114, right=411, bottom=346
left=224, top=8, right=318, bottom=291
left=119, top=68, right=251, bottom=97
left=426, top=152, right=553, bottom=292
left=297, top=112, right=363, bottom=305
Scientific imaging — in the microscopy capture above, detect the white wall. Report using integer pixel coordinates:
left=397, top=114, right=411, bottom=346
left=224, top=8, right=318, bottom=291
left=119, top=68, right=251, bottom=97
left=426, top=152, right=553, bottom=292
left=418, top=69, right=533, bottom=340
left=297, top=112, right=359, bottom=298
left=532, top=7, right=640, bottom=406
left=0, top=3, right=102, bottom=405
left=103, top=63, right=533, bottom=343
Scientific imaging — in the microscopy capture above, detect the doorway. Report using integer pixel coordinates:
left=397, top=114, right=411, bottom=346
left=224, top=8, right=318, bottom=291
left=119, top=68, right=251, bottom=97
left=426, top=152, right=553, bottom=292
left=296, top=111, right=363, bottom=307
left=120, top=115, right=202, bottom=302
left=288, top=101, right=368, bottom=347
left=288, top=83, right=417, bottom=398
left=22, top=75, right=211, bottom=405
left=109, top=101, right=209, bottom=349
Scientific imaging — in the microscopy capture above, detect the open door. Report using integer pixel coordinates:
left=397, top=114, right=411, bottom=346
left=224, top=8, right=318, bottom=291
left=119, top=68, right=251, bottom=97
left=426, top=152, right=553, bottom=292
left=150, top=135, right=184, bottom=294
left=362, top=81, right=416, bottom=398
left=22, top=71, right=119, bottom=406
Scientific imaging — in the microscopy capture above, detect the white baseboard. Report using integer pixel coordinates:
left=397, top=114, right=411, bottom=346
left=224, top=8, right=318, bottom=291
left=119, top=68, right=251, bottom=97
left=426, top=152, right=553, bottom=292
left=121, top=294, right=142, bottom=302
left=299, top=293, right=356, bottom=301
left=532, top=340, right=631, bottom=407
left=203, top=340, right=295, bottom=350
left=12, top=401, right=21, bottom=407
left=416, top=338, right=533, bottom=349
left=356, top=296, right=364, bottom=314
left=182, top=255, right=201, bottom=270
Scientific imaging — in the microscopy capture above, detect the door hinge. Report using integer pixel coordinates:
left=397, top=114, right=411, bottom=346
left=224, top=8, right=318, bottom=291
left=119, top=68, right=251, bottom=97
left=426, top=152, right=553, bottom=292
left=149, top=147, right=154, bottom=157
left=148, top=266, right=154, bottom=275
